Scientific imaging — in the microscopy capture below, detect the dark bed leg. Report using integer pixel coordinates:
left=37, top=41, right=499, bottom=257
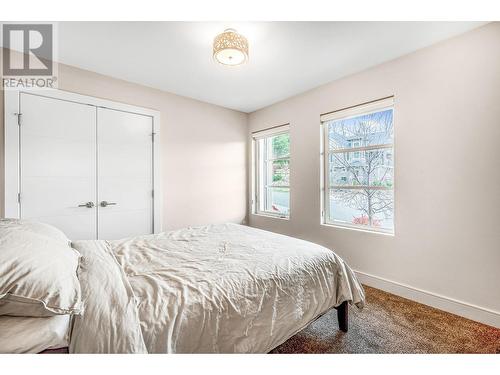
left=337, top=301, right=348, bottom=332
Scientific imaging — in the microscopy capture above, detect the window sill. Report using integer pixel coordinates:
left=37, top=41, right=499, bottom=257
left=252, top=212, right=290, bottom=221
left=321, top=222, right=394, bottom=236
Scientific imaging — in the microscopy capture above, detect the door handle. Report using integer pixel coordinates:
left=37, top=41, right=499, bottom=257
left=78, top=201, right=95, bottom=208
left=100, top=201, right=117, bottom=207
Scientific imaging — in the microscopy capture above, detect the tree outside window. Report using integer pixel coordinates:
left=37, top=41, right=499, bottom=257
left=324, top=104, right=394, bottom=232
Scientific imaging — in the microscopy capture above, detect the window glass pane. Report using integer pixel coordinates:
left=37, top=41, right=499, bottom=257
left=328, top=108, right=393, bottom=150
left=324, top=103, right=394, bottom=232
left=266, top=187, right=290, bottom=215
left=254, top=127, right=290, bottom=218
left=329, top=188, right=393, bottom=231
left=268, top=133, right=290, bottom=159
left=269, top=159, right=290, bottom=186
left=329, top=148, right=393, bottom=187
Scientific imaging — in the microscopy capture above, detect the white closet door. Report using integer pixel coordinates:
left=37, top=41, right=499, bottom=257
left=20, top=93, right=97, bottom=240
left=97, top=108, right=153, bottom=240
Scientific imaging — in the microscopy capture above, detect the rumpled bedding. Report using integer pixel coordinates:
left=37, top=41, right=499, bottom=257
left=70, top=223, right=365, bottom=353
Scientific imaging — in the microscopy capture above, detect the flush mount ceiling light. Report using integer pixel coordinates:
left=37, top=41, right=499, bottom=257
left=213, top=28, right=249, bottom=66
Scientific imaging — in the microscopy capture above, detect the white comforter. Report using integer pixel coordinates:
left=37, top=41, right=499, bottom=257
left=70, top=224, right=365, bottom=353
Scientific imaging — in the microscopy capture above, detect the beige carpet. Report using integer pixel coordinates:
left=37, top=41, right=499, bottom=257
left=271, top=285, right=500, bottom=354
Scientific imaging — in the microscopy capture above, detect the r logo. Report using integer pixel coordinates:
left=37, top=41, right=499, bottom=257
left=2, top=24, right=53, bottom=76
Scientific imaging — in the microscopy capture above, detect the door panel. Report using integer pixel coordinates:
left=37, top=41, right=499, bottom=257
left=20, top=93, right=97, bottom=240
left=97, top=108, right=153, bottom=240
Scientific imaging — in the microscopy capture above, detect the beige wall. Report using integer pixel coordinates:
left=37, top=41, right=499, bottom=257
left=1, top=24, right=499, bottom=325
left=0, top=51, right=248, bottom=230
left=248, top=23, right=500, bottom=322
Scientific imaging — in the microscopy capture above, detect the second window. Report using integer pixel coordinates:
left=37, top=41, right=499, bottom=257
left=253, top=125, right=290, bottom=218
left=321, top=97, right=394, bottom=233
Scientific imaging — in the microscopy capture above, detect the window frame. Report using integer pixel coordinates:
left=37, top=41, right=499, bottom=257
left=320, top=97, right=395, bottom=234
left=252, top=124, right=291, bottom=219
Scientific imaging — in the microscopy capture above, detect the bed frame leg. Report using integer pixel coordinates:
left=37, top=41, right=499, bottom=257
left=337, top=301, right=348, bottom=332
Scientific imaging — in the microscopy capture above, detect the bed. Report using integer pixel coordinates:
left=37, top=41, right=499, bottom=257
left=69, top=223, right=365, bottom=353
left=0, top=220, right=365, bottom=354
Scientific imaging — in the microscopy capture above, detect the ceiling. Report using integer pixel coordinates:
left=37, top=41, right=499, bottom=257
left=56, top=22, right=485, bottom=113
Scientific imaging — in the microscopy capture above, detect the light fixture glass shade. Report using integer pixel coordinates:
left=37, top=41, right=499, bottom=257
left=213, top=28, right=249, bottom=66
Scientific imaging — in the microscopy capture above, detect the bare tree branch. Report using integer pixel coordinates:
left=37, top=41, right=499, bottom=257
left=328, top=109, right=394, bottom=226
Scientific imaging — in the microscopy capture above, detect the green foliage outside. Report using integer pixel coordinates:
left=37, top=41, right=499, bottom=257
left=272, top=134, right=290, bottom=183
left=272, top=134, right=290, bottom=156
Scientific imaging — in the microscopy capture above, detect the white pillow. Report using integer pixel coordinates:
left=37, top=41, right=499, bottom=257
left=0, top=218, right=70, bottom=245
left=0, top=314, right=70, bottom=353
left=0, top=227, right=82, bottom=317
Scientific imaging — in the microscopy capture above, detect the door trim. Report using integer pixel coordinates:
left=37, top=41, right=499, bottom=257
left=4, top=88, right=162, bottom=234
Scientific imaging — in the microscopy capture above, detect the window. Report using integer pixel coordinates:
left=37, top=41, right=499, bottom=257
left=252, top=125, right=290, bottom=218
left=321, top=97, right=394, bottom=233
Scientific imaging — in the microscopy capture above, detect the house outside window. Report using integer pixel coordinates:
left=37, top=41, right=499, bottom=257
left=252, top=124, right=290, bottom=219
left=321, top=97, right=394, bottom=233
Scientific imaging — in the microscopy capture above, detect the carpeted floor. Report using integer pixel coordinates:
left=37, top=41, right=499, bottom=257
left=271, top=285, right=500, bottom=354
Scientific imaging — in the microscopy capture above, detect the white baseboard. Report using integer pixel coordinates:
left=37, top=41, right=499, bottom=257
left=354, top=270, right=500, bottom=328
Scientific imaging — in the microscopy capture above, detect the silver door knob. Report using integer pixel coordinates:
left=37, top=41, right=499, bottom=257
left=78, top=201, right=94, bottom=208
left=100, top=201, right=117, bottom=207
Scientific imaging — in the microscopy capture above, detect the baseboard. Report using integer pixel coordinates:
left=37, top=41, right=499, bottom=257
left=354, top=270, right=500, bottom=328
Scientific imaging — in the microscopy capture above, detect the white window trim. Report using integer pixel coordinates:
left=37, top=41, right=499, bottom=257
left=320, top=96, right=394, bottom=122
left=252, top=124, right=290, bottom=139
left=320, top=97, right=395, bottom=234
left=252, top=124, right=290, bottom=219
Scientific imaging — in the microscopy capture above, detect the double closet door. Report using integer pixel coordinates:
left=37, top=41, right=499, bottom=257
left=19, top=92, right=154, bottom=240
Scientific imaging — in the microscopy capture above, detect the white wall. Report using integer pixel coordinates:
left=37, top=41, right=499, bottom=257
left=248, top=23, right=500, bottom=326
left=0, top=51, right=248, bottom=231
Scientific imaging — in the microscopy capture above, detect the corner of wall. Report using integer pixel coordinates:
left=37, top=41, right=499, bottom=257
left=243, top=111, right=251, bottom=226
